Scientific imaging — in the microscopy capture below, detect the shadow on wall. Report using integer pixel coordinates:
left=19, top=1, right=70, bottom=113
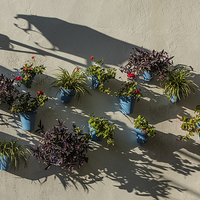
left=13, top=14, right=142, bottom=67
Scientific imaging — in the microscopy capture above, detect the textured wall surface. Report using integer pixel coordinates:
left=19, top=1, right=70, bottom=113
left=0, top=1, right=200, bottom=199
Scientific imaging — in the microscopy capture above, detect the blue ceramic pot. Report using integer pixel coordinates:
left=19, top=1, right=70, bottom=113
left=91, top=75, right=100, bottom=88
left=170, top=91, right=182, bottom=103
left=143, top=70, right=153, bottom=81
left=0, top=154, right=11, bottom=171
left=88, top=124, right=102, bottom=142
left=197, top=122, right=200, bottom=139
left=135, top=128, right=148, bottom=144
left=119, top=96, right=136, bottom=114
left=19, top=111, right=37, bottom=131
left=60, top=88, right=76, bottom=103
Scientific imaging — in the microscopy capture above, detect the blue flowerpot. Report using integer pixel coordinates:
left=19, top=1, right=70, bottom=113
left=19, top=111, right=37, bottom=131
left=0, top=154, right=11, bottom=171
left=135, top=128, right=148, bottom=144
left=170, top=91, right=182, bottom=103
left=119, top=96, right=136, bottom=114
left=197, top=122, right=200, bottom=139
left=88, top=124, right=102, bottom=142
left=91, top=75, right=100, bottom=88
left=143, top=70, right=153, bottom=81
left=60, top=88, right=76, bottom=103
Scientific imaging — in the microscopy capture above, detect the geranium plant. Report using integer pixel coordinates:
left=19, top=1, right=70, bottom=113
left=15, top=56, right=46, bottom=88
left=11, top=91, right=48, bottom=114
left=31, top=120, right=91, bottom=170
left=86, top=56, right=116, bottom=94
left=134, top=115, right=155, bottom=137
left=0, top=74, right=18, bottom=107
left=179, top=105, right=200, bottom=141
left=115, top=81, right=142, bottom=101
left=88, top=114, right=115, bottom=145
left=120, top=47, right=173, bottom=79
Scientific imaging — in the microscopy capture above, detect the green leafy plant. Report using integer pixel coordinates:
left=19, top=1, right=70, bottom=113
left=11, top=91, right=48, bottom=114
left=14, top=56, right=46, bottom=88
left=86, top=56, right=116, bottom=94
left=115, top=81, right=142, bottom=101
left=88, top=114, right=115, bottom=145
left=134, top=115, right=155, bottom=137
left=0, top=74, right=18, bottom=107
left=179, top=105, right=200, bottom=141
left=52, top=67, right=90, bottom=100
left=31, top=120, right=91, bottom=170
left=161, top=67, right=199, bottom=101
left=0, top=138, right=31, bottom=169
left=120, top=47, right=173, bottom=79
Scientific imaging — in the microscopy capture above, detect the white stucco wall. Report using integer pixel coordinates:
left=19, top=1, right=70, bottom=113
left=1, top=1, right=200, bottom=199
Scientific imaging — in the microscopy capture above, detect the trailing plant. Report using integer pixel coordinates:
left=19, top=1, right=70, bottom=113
left=11, top=91, right=48, bottom=114
left=14, top=56, right=46, bottom=88
left=161, top=67, right=199, bottom=101
left=88, top=114, right=115, bottom=145
left=52, top=67, right=91, bottom=100
left=115, top=81, right=142, bottom=101
left=178, top=105, right=200, bottom=141
left=120, top=47, right=173, bottom=79
left=134, top=115, right=155, bottom=137
left=0, top=74, right=18, bottom=107
left=86, top=56, right=116, bottom=94
left=0, top=138, right=31, bottom=169
left=31, top=120, right=91, bottom=170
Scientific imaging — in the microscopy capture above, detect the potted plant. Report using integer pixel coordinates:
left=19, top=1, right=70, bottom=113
left=178, top=105, right=200, bottom=141
left=161, top=67, right=199, bottom=103
left=134, top=115, right=155, bottom=143
left=88, top=114, right=115, bottom=145
left=115, top=81, right=142, bottom=114
left=0, top=138, right=31, bottom=171
left=14, top=56, right=46, bottom=88
left=31, top=120, right=91, bottom=170
left=0, top=74, right=18, bottom=107
left=120, top=47, right=173, bottom=81
left=11, top=91, right=48, bottom=131
left=86, top=56, right=116, bottom=94
left=52, top=67, right=91, bottom=103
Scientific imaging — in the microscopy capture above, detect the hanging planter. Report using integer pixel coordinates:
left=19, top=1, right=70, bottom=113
left=143, top=70, right=153, bottom=81
left=115, top=81, right=142, bottom=115
left=119, top=96, right=136, bottom=114
left=88, top=123, right=102, bottom=142
left=60, top=88, right=76, bottom=104
left=134, top=115, right=155, bottom=144
left=0, top=154, right=11, bottom=171
left=19, top=111, right=37, bottom=131
left=91, top=75, right=100, bottom=89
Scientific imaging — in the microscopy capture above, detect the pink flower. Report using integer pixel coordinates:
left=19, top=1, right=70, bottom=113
left=127, top=73, right=136, bottom=78
left=135, top=89, right=139, bottom=94
left=179, top=118, right=182, bottom=121
left=32, top=56, right=35, bottom=59
left=137, top=125, right=139, bottom=127
left=24, top=67, right=28, bottom=71
left=90, top=56, right=94, bottom=60
left=15, top=77, right=18, bottom=81
left=38, top=91, right=44, bottom=95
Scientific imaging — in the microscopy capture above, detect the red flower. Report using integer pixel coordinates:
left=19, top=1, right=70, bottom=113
left=90, top=56, right=94, bottom=60
left=24, top=67, right=28, bottom=71
left=32, top=56, right=35, bottom=59
left=38, top=91, right=44, bottom=95
left=135, top=89, right=139, bottom=94
left=76, top=67, right=79, bottom=70
left=15, top=76, right=22, bottom=81
left=127, top=73, right=136, bottom=78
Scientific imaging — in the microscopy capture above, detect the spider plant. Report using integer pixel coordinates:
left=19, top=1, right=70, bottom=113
left=162, top=67, right=199, bottom=101
left=0, top=138, right=31, bottom=169
left=52, top=67, right=91, bottom=99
